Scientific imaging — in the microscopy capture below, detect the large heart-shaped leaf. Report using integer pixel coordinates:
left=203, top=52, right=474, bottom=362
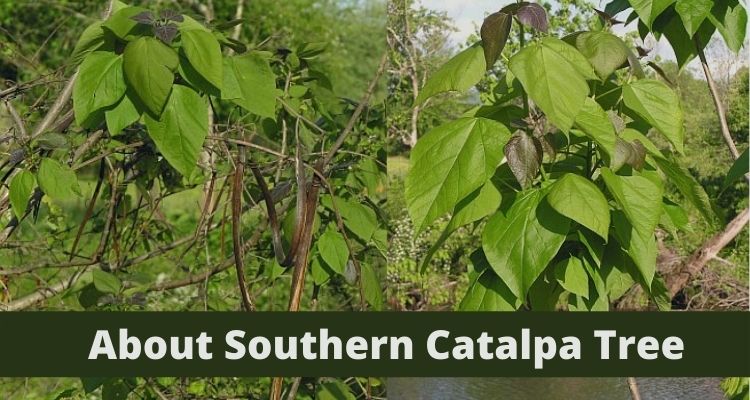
left=180, top=29, right=223, bottom=91
left=509, top=38, right=592, bottom=132
left=574, top=97, right=617, bottom=159
left=630, top=0, right=676, bottom=28
left=105, top=93, right=140, bottom=135
left=675, top=0, right=712, bottom=37
left=622, top=79, right=684, bottom=153
left=71, top=21, right=106, bottom=65
left=480, top=12, right=512, bottom=70
left=406, top=117, right=511, bottom=233
left=73, top=51, right=126, bottom=127
left=707, top=1, right=747, bottom=53
left=554, top=257, right=589, bottom=299
left=459, top=250, right=521, bottom=311
left=102, top=6, right=149, bottom=40
left=420, top=182, right=501, bottom=272
left=571, top=31, right=629, bottom=80
left=415, top=42, right=485, bottom=106
left=123, top=37, right=178, bottom=117
left=222, top=52, right=277, bottom=118
left=144, top=85, right=207, bottom=176
left=600, top=168, right=663, bottom=240
left=38, top=158, right=81, bottom=201
left=318, top=228, right=349, bottom=275
left=482, top=188, right=571, bottom=299
left=547, top=173, right=610, bottom=241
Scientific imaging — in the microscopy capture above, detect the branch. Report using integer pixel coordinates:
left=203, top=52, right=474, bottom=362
left=321, top=52, right=387, bottom=167
left=695, top=37, right=740, bottom=160
left=665, top=208, right=749, bottom=298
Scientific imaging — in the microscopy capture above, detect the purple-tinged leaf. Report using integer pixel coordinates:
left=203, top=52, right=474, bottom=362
left=505, top=132, right=543, bottom=189
left=131, top=11, right=154, bottom=25
left=159, top=9, right=184, bottom=22
left=480, top=11, right=512, bottom=70
left=517, top=3, right=548, bottom=32
left=155, top=24, right=178, bottom=44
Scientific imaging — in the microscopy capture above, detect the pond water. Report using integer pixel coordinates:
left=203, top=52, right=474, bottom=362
left=388, top=377, right=725, bottom=400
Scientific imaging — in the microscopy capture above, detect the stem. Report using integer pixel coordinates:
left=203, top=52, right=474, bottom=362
left=518, top=22, right=530, bottom=115
left=695, top=37, right=740, bottom=160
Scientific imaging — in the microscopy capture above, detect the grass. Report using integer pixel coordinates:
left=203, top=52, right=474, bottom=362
left=388, top=155, right=410, bottom=178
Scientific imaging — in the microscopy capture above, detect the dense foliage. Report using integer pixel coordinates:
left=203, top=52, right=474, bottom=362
left=1, top=0, right=386, bottom=398
left=403, top=0, right=747, bottom=312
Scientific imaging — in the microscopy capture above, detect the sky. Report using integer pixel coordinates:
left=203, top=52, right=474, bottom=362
left=418, top=0, right=748, bottom=75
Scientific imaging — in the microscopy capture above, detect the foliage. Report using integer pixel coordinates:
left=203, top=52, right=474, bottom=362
left=405, top=0, right=746, bottom=311
left=0, top=0, right=386, bottom=398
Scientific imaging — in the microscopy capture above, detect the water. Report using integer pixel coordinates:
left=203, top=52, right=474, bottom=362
left=388, top=377, right=725, bottom=400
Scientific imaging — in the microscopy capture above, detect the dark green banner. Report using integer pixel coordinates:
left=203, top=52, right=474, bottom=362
left=0, top=312, right=747, bottom=377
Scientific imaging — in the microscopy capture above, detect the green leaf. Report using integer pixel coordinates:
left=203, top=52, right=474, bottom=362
left=504, top=132, right=542, bottom=189
left=574, top=97, right=617, bottom=159
left=102, top=6, right=149, bottom=40
left=661, top=198, right=691, bottom=235
left=144, top=85, right=208, bottom=177
left=630, top=0, right=676, bottom=28
left=9, top=170, right=35, bottom=219
left=38, top=158, right=81, bottom=201
left=321, top=196, right=378, bottom=242
left=123, top=37, right=178, bottom=117
left=180, top=29, right=223, bottom=91
left=652, top=155, right=716, bottom=224
left=92, top=270, right=122, bottom=294
left=572, top=31, right=630, bottom=80
left=105, top=93, right=140, bottom=135
left=675, top=0, right=712, bottom=37
left=102, top=380, right=131, bottom=400
left=459, top=250, right=520, bottom=311
left=601, top=169, right=662, bottom=286
left=310, top=256, right=332, bottom=285
left=318, top=228, right=349, bottom=275
left=509, top=38, right=591, bottom=132
left=601, top=168, right=663, bottom=239
left=547, top=173, right=610, bottom=241
left=80, top=377, right=107, bottom=394
left=722, top=148, right=749, bottom=190
left=619, top=128, right=664, bottom=158
left=73, top=52, right=126, bottom=127
left=317, top=381, right=356, bottom=400
left=361, top=264, right=383, bottom=310
left=71, top=21, right=105, bottom=65
left=480, top=12, right=512, bottom=70
left=708, top=2, right=747, bottom=53
left=406, top=117, right=511, bottom=233
left=415, top=42, right=485, bottom=106
left=222, top=53, right=277, bottom=118
left=482, top=188, right=571, bottom=299
left=420, top=182, right=501, bottom=272
left=622, top=79, right=684, bottom=153
left=540, top=37, right=598, bottom=81
left=554, top=257, right=589, bottom=299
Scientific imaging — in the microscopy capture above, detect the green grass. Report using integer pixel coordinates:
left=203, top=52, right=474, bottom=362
left=388, top=155, right=410, bottom=178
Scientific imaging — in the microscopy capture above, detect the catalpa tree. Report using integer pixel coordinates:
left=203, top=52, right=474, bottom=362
left=406, top=0, right=747, bottom=311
